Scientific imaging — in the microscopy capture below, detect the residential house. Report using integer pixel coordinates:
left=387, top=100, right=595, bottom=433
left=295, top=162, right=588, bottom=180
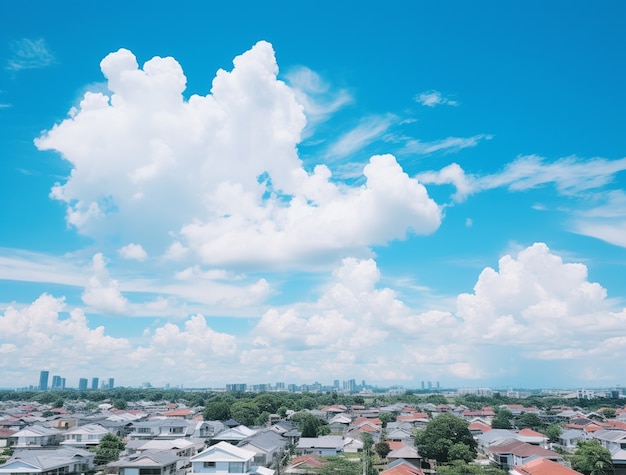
left=129, top=420, right=193, bottom=440
left=486, top=440, right=564, bottom=471
left=327, top=414, right=351, bottom=434
left=557, top=429, right=586, bottom=452
left=510, top=458, right=583, bottom=475
left=61, top=423, right=110, bottom=448
left=386, top=428, right=414, bottom=444
left=9, top=425, right=62, bottom=448
left=395, top=413, right=429, bottom=430
left=386, top=445, right=421, bottom=468
left=342, top=437, right=363, bottom=453
left=283, top=454, right=326, bottom=475
left=190, top=441, right=273, bottom=475
left=380, top=459, right=424, bottom=475
left=295, top=436, right=344, bottom=456
left=108, top=451, right=181, bottom=475
left=0, top=447, right=94, bottom=475
left=210, top=426, right=257, bottom=446
left=237, top=430, right=287, bottom=466
left=0, top=429, right=15, bottom=448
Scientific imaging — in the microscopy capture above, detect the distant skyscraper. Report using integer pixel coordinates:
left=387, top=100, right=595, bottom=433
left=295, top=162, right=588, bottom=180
left=91, top=377, right=99, bottom=390
left=78, top=378, right=88, bottom=390
left=109, top=378, right=114, bottom=389
left=39, top=370, right=49, bottom=391
left=51, top=375, right=62, bottom=390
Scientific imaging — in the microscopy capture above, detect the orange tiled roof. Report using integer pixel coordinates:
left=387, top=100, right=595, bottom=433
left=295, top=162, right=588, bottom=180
left=380, top=464, right=424, bottom=475
left=514, top=458, right=582, bottom=475
left=162, top=409, right=191, bottom=417
left=289, top=455, right=327, bottom=468
left=519, top=428, right=547, bottom=438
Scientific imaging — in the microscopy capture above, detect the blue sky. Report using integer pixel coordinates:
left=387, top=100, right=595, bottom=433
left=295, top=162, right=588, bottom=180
left=1, top=1, right=625, bottom=390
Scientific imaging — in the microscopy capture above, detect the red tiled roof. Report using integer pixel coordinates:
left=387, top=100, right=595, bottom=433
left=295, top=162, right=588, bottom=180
left=606, top=420, right=626, bottom=430
left=397, top=413, right=429, bottom=422
left=519, top=428, right=547, bottom=438
left=488, top=440, right=559, bottom=458
left=469, top=422, right=492, bottom=433
left=387, top=441, right=404, bottom=451
left=380, top=463, right=424, bottom=475
left=513, top=458, right=582, bottom=475
left=355, top=416, right=382, bottom=426
left=289, top=455, right=327, bottom=468
left=161, top=409, right=191, bottom=417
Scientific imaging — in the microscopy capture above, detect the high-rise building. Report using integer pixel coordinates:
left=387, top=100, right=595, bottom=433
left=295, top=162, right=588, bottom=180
left=78, top=378, right=88, bottom=390
left=108, top=378, right=114, bottom=389
left=91, top=377, right=99, bottom=390
left=39, top=370, right=49, bottom=391
left=51, top=375, right=62, bottom=390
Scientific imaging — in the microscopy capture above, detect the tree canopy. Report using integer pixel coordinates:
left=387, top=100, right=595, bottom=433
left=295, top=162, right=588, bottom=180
left=416, top=413, right=477, bottom=464
left=94, top=433, right=125, bottom=466
left=570, top=440, right=613, bottom=475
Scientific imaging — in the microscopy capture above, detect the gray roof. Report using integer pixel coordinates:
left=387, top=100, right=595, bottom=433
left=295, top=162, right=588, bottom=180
left=297, top=436, right=343, bottom=450
left=238, top=430, right=286, bottom=453
left=109, top=450, right=180, bottom=468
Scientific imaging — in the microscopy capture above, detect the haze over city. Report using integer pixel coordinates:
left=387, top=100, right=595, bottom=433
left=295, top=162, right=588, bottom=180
left=1, top=1, right=625, bottom=390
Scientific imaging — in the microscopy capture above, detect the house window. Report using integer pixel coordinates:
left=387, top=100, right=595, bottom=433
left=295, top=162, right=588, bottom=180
left=203, top=462, right=216, bottom=468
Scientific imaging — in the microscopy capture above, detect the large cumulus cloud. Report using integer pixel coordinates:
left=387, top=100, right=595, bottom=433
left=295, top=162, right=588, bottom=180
left=35, top=41, right=440, bottom=269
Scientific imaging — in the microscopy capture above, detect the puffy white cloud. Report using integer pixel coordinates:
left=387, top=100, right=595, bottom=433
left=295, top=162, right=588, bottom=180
left=81, top=253, right=129, bottom=314
left=180, top=154, right=441, bottom=268
left=118, top=243, right=147, bottom=261
left=0, top=293, right=240, bottom=387
left=2, top=243, right=625, bottom=386
left=35, top=42, right=441, bottom=271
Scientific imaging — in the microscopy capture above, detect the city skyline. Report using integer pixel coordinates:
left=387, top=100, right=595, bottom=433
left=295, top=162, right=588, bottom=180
left=1, top=1, right=625, bottom=389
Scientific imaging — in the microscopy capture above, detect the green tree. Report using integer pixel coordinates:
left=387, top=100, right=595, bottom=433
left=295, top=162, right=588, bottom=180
left=52, top=398, right=64, bottom=408
left=94, top=433, right=125, bottom=466
left=379, top=412, right=396, bottom=428
left=491, top=409, right=513, bottom=429
left=203, top=401, right=231, bottom=421
left=570, top=440, right=613, bottom=475
left=292, top=413, right=327, bottom=437
left=437, top=460, right=507, bottom=474
left=516, top=412, right=543, bottom=430
left=375, top=440, right=391, bottom=459
left=113, top=399, right=127, bottom=410
left=230, top=401, right=259, bottom=426
left=416, top=413, right=477, bottom=464
left=448, top=442, right=475, bottom=463
left=543, top=423, right=562, bottom=443
left=316, top=456, right=361, bottom=475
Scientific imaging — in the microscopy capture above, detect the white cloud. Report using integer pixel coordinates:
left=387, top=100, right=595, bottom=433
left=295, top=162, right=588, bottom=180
left=2, top=243, right=625, bottom=386
left=402, top=134, right=492, bottom=155
left=572, top=190, right=626, bottom=248
left=35, top=42, right=440, bottom=271
left=325, top=115, right=395, bottom=159
left=415, top=90, right=458, bottom=107
left=179, top=154, right=441, bottom=268
left=420, top=155, right=626, bottom=204
left=479, top=155, right=626, bottom=194
left=118, top=243, right=147, bottom=261
left=0, top=293, right=238, bottom=387
left=81, top=253, right=129, bottom=314
left=285, top=66, right=352, bottom=134
left=7, top=38, right=55, bottom=71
